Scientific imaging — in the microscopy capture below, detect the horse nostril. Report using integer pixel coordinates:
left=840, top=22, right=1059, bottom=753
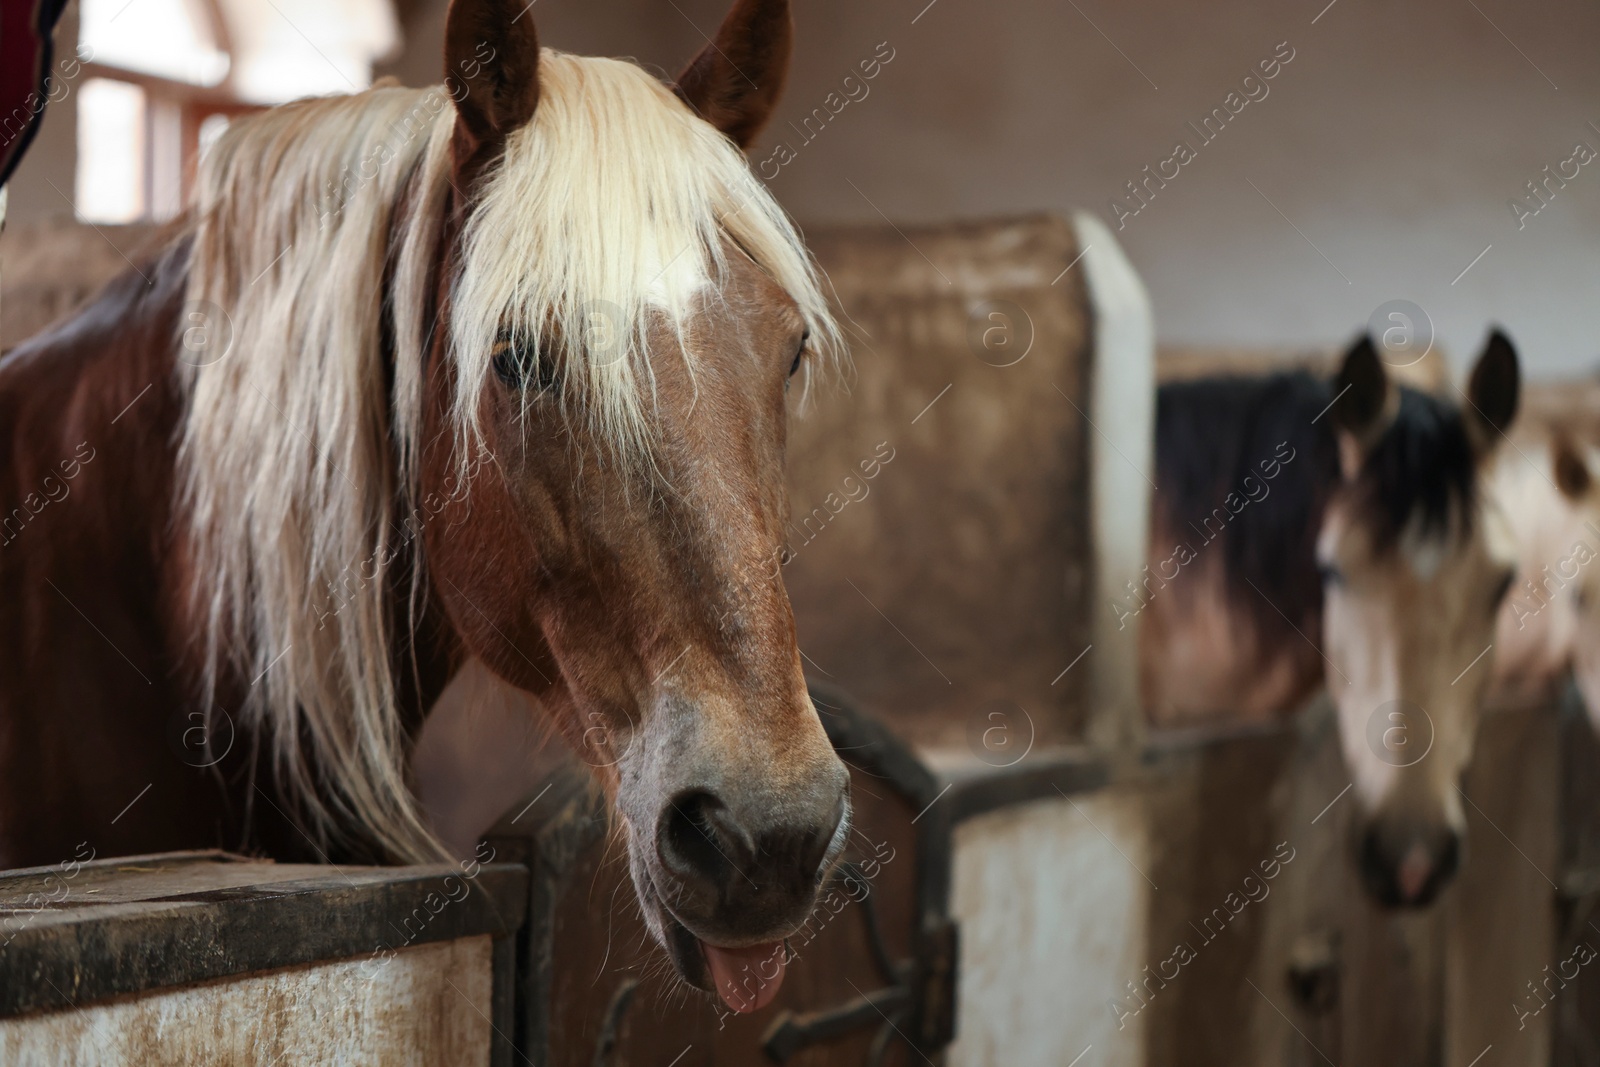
left=659, top=790, right=745, bottom=887
left=801, top=792, right=849, bottom=885
left=1358, top=828, right=1389, bottom=900
left=657, top=784, right=850, bottom=906
left=1437, top=831, right=1462, bottom=885
left=1358, top=823, right=1462, bottom=908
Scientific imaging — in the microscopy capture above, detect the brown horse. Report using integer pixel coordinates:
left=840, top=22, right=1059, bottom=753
left=0, top=0, right=849, bottom=1011
left=1140, top=333, right=1520, bottom=906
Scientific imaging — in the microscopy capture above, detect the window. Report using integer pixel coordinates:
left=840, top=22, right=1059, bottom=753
left=74, top=0, right=398, bottom=224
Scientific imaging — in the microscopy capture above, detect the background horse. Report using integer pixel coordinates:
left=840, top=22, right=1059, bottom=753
left=0, top=0, right=847, bottom=1012
left=1141, top=333, right=1520, bottom=906
left=1488, top=380, right=1600, bottom=717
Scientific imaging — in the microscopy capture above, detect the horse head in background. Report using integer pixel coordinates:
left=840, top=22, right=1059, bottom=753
left=1489, top=394, right=1600, bottom=724
left=1318, top=332, right=1519, bottom=907
left=1144, top=331, right=1521, bottom=907
left=0, top=0, right=847, bottom=1012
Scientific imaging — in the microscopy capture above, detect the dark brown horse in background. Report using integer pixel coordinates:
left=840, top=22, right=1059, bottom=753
left=1140, top=334, right=1520, bottom=907
left=0, top=0, right=848, bottom=1012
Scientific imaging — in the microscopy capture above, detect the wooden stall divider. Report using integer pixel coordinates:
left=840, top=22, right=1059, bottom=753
left=0, top=850, right=527, bottom=1064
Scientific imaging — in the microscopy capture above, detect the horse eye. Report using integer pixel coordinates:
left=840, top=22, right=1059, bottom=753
left=1492, top=569, right=1515, bottom=607
left=788, top=328, right=810, bottom=379
left=492, top=333, right=560, bottom=393
left=1317, top=562, right=1344, bottom=588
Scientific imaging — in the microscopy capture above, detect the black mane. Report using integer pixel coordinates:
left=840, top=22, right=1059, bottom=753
left=1155, top=371, right=1339, bottom=636
left=1355, top=387, right=1477, bottom=551
left=1154, top=370, right=1478, bottom=642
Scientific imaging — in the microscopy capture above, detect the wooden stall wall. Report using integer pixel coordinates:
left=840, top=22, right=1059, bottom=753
left=1126, top=701, right=1561, bottom=1067
left=0, top=852, right=527, bottom=1066
left=0, top=219, right=162, bottom=350
left=785, top=214, right=1094, bottom=749
left=1554, top=685, right=1600, bottom=1066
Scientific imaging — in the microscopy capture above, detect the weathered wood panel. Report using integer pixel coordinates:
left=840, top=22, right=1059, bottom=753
left=786, top=216, right=1096, bottom=749
left=1554, top=684, right=1600, bottom=1066
left=1129, top=696, right=1558, bottom=1067
left=0, top=851, right=526, bottom=1019
left=0, top=850, right=527, bottom=1066
left=0, top=936, right=493, bottom=1066
left=1443, top=704, right=1559, bottom=1065
left=1139, top=726, right=1302, bottom=1067
left=0, top=218, right=163, bottom=350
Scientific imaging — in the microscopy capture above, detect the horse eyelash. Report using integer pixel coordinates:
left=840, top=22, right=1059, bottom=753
left=492, top=333, right=560, bottom=393
left=788, top=328, right=811, bottom=379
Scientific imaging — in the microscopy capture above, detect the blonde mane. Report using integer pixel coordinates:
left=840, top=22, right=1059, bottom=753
left=178, top=52, right=841, bottom=861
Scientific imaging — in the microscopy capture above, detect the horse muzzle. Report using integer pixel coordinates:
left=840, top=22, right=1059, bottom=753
left=631, top=774, right=851, bottom=1012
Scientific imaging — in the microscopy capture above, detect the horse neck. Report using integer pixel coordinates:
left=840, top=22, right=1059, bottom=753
left=0, top=241, right=213, bottom=865
left=0, top=241, right=190, bottom=594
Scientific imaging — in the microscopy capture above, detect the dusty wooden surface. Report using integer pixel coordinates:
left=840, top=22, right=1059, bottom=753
left=0, top=219, right=164, bottom=351
left=0, top=935, right=493, bottom=1066
left=1132, top=697, right=1559, bottom=1067
left=0, top=850, right=527, bottom=1018
left=1446, top=703, right=1559, bottom=1066
left=786, top=215, right=1094, bottom=748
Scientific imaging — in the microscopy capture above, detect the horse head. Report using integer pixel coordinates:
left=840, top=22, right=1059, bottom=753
left=1319, top=331, right=1520, bottom=906
left=424, top=0, right=851, bottom=1008
left=180, top=0, right=849, bottom=1012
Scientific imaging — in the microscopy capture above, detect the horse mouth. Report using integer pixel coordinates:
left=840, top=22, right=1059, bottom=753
left=662, top=911, right=711, bottom=987
left=654, top=889, right=790, bottom=1013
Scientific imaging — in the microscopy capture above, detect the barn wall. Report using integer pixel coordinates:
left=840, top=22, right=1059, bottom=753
left=13, top=0, right=1592, bottom=375
left=366, top=0, right=1600, bottom=382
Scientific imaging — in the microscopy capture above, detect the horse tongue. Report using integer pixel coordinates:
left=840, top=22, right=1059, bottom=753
left=702, top=940, right=786, bottom=1013
left=1397, top=842, right=1434, bottom=903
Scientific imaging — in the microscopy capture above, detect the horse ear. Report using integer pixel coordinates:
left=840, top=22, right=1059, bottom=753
left=1330, top=334, right=1394, bottom=478
left=1554, top=433, right=1592, bottom=501
left=444, top=0, right=541, bottom=160
left=674, top=0, right=793, bottom=149
left=1464, top=328, right=1520, bottom=454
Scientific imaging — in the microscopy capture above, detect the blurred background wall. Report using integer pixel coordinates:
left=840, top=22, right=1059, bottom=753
left=10, top=0, right=1600, bottom=379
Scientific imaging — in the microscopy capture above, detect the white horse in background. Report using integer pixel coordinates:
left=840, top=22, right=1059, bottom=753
left=1489, top=378, right=1600, bottom=720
